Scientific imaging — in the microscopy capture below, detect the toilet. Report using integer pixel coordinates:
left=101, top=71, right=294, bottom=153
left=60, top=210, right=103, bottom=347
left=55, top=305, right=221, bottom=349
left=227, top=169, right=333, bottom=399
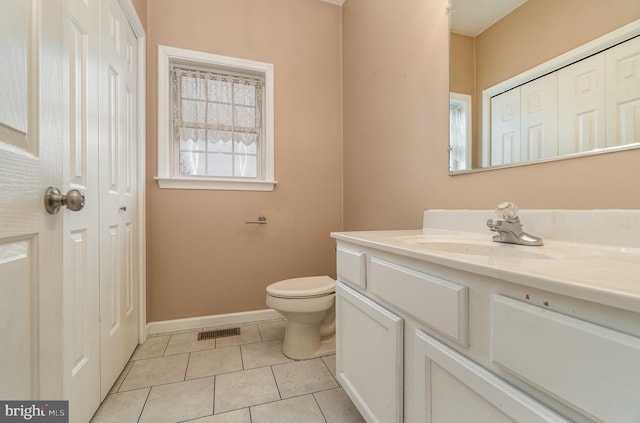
left=266, top=276, right=336, bottom=360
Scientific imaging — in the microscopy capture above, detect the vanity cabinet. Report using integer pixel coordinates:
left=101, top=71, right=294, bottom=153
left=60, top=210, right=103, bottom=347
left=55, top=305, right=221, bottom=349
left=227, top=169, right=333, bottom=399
left=333, top=237, right=640, bottom=423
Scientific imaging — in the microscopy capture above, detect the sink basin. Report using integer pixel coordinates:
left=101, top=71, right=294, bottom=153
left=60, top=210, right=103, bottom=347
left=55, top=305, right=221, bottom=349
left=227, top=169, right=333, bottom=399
left=394, top=235, right=560, bottom=259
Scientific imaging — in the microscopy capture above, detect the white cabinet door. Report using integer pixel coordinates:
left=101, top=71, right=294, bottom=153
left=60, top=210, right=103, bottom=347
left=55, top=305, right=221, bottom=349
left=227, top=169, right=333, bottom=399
left=414, top=330, right=569, bottom=423
left=336, top=282, right=403, bottom=423
left=492, top=295, right=640, bottom=423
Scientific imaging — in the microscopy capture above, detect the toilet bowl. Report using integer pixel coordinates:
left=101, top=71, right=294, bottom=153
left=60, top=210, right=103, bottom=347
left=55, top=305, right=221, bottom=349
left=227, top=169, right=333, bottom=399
left=266, top=276, right=336, bottom=360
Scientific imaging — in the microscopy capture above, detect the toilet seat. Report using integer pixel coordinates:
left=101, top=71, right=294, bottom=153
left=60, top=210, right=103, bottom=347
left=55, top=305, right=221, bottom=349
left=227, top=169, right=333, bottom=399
left=267, top=276, right=335, bottom=299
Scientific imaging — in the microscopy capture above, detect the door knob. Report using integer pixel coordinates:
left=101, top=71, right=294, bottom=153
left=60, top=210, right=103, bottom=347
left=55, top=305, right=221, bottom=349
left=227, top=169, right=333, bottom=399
left=44, top=187, right=85, bottom=214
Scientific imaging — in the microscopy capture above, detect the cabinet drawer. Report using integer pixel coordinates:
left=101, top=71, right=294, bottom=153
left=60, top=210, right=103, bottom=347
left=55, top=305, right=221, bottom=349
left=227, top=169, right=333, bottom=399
left=492, top=295, right=640, bottom=423
left=369, top=257, right=468, bottom=346
left=336, top=246, right=366, bottom=289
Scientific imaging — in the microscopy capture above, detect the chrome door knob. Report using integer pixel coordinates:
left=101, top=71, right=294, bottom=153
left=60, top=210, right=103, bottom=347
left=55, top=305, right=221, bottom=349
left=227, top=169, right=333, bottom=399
left=44, top=187, right=85, bottom=214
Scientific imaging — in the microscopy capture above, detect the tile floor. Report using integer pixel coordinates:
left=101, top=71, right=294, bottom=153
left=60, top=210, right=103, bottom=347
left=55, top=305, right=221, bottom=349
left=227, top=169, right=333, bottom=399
left=90, top=319, right=364, bottom=423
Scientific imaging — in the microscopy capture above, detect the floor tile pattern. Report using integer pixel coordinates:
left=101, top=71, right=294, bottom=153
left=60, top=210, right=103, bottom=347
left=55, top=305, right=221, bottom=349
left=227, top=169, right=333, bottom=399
left=90, top=320, right=364, bottom=423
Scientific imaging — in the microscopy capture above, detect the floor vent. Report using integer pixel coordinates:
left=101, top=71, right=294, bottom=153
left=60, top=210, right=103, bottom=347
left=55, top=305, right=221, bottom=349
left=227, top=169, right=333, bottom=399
left=197, top=327, right=241, bottom=340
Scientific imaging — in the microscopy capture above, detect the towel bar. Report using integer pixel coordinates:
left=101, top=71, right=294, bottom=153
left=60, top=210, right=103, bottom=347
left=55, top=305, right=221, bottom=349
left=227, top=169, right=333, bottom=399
left=245, top=216, right=267, bottom=224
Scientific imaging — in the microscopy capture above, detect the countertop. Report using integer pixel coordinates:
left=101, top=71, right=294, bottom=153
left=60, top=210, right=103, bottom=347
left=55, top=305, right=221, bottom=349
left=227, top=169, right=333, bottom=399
left=331, top=229, right=640, bottom=314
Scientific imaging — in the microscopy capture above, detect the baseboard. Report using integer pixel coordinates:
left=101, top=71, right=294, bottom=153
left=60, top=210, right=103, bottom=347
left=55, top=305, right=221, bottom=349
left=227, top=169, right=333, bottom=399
left=146, top=308, right=284, bottom=336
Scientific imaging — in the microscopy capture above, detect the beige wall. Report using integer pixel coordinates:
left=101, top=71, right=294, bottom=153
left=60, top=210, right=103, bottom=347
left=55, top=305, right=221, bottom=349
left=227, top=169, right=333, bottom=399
left=343, top=0, right=640, bottom=231
left=449, top=32, right=476, bottom=164
left=342, top=0, right=449, bottom=230
left=476, top=0, right=640, bottom=92
left=145, top=0, right=343, bottom=322
left=449, top=33, right=474, bottom=96
left=130, top=0, right=146, bottom=30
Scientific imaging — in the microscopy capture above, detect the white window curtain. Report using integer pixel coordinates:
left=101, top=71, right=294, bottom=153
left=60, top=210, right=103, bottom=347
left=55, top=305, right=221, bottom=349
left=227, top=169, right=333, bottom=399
left=171, top=66, right=264, bottom=178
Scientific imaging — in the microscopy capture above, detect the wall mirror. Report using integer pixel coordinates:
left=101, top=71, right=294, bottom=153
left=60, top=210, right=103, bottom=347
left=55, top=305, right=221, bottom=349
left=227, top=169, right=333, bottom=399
left=449, top=0, right=640, bottom=174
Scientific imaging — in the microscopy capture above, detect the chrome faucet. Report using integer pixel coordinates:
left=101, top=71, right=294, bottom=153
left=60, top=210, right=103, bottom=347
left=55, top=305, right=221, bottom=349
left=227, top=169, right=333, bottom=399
left=486, top=202, right=543, bottom=246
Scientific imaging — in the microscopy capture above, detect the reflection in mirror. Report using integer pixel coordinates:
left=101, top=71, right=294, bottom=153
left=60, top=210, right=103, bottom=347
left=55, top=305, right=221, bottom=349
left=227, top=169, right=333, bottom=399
left=449, top=0, right=640, bottom=174
left=449, top=92, right=471, bottom=171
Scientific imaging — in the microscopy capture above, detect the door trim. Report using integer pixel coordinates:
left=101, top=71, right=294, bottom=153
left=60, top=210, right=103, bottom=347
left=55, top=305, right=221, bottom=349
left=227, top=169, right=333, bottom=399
left=119, top=0, right=147, bottom=345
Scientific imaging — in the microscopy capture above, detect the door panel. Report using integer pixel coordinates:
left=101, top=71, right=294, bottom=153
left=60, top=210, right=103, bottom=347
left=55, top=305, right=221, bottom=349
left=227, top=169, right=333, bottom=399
left=99, top=0, right=139, bottom=397
left=0, top=0, right=29, bottom=150
left=0, top=0, right=42, bottom=401
left=606, top=36, right=640, bottom=147
left=64, top=0, right=101, bottom=420
left=106, top=224, right=122, bottom=345
left=69, top=229, right=89, bottom=374
left=558, top=54, right=606, bottom=155
left=124, top=222, right=136, bottom=324
left=520, top=73, right=558, bottom=161
left=491, top=88, right=521, bottom=166
left=0, top=240, right=35, bottom=399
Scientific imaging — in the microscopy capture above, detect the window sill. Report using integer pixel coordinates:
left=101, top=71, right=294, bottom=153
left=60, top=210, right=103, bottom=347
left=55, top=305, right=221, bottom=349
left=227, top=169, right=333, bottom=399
left=155, top=176, right=277, bottom=191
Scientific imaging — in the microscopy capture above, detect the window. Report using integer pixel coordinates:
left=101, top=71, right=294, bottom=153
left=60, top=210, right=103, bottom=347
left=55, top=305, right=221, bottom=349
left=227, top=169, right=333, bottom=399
left=449, top=92, right=472, bottom=172
left=156, top=45, right=275, bottom=190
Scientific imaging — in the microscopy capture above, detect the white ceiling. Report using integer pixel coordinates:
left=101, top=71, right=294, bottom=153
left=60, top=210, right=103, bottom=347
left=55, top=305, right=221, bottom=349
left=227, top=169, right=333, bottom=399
left=450, top=0, right=527, bottom=37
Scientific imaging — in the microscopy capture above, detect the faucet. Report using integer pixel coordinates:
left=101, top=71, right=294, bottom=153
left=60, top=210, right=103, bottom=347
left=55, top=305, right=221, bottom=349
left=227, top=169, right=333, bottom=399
left=486, top=202, right=543, bottom=246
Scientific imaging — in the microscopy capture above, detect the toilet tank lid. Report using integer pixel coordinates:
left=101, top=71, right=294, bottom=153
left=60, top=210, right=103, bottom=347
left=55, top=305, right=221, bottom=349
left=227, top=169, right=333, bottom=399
left=267, top=276, right=335, bottom=298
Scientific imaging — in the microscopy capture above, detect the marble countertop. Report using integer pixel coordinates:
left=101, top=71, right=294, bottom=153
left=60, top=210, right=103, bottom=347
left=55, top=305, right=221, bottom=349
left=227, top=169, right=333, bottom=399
left=331, top=229, right=640, bottom=314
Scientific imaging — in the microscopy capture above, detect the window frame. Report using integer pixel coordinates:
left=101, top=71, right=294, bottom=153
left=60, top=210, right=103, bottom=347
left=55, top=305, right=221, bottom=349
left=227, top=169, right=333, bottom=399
left=156, top=45, right=275, bottom=191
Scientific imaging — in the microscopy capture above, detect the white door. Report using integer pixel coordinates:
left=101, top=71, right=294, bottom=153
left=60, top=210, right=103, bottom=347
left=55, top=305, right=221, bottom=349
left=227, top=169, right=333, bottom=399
left=0, top=0, right=103, bottom=419
left=0, top=0, right=59, bottom=401
left=64, top=0, right=102, bottom=420
left=605, top=35, right=640, bottom=148
left=520, top=72, right=558, bottom=162
left=1, top=0, right=141, bottom=419
left=98, top=0, right=140, bottom=397
left=490, top=88, right=521, bottom=166
left=558, top=54, right=606, bottom=155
